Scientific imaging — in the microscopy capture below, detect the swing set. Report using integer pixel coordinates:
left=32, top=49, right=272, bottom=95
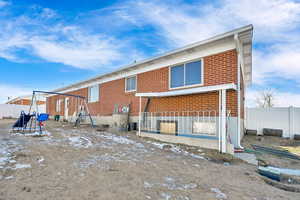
left=12, top=90, right=94, bottom=134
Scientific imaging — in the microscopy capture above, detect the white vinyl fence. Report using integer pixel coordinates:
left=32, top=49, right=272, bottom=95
left=246, top=107, right=300, bottom=138
left=0, top=104, right=46, bottom=119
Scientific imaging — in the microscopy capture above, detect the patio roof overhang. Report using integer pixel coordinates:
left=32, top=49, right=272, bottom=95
left=135, top=83, right=237, bottom=98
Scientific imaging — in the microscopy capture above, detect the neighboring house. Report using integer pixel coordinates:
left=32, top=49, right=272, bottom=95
left=6, top=95, right=45, bottom=106
left=46, top=25, right=253, bottom=153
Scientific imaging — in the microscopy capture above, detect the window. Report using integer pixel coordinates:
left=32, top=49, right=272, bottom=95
left=56, top=99, right=61, bottom=112
left=125, top=76, right=136, bottom=92
left=170, top=60, right=202, bottom=88
left=88, top=85, right=99, bottom=103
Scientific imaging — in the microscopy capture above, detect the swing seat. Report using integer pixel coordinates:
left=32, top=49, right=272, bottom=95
left=37, top=113, right=49, bottom=122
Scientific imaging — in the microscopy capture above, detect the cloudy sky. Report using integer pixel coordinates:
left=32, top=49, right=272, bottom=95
left=0, top=0, right=299, bottom=106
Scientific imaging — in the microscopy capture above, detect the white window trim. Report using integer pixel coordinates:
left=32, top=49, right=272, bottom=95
left=169, top=58, right=204, bottom=90
left=125, top=75, right=137, bottom=92
left=88, top=84, right=99, bottom=103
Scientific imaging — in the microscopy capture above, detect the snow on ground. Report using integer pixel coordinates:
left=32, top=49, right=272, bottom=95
left=0, top=139, right=20, bottom=170
left=147, top=141, right=206, bottom=160
left=68, top=136, right=92, bottom=148
left=14, top=163, right=31, bottom=169
left=144, top=176, right=198, bottom=191
left=211, top=188, right=227, bottom=199
left=14, top=131, right=51, bottom=137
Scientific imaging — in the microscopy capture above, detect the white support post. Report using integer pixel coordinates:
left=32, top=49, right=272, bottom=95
left=138, top=96, right=142, bottom=136
left=218, top=90, right=222, bottom=152
left=221, top=89, right=227, bottom=153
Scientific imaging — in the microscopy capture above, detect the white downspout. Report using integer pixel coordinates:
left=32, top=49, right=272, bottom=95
left=218, top=90, right=222, bottom=152
left=234, top=34, right=244, bottom=149
left=138, top=96, right=142, bottom=136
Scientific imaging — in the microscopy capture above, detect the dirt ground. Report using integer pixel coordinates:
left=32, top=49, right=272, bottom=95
left=0, top=119, right=299, bottom=200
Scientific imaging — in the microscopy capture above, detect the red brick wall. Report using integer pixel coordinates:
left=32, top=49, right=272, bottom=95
left=8, top=99, right=45, bottom=106
left=47, top=49, right=239, bottom=117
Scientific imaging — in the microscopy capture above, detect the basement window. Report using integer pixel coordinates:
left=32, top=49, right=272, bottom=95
left=88, top=85, right=99, bottom=103
left=170, top=60, right=203, bottom=89
left=125, top=76, right=136, bottom=92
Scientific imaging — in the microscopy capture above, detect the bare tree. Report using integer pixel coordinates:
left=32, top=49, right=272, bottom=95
left=255, top=89, right=275, bottom=108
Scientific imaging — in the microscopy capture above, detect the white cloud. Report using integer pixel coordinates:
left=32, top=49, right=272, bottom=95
left=0, top=5, right=135, bottom=69
left=252, top=43, right=300, bottom=85
left=0, top=0, right=9, bottom=8
left=27, top=28, right=124, bottom=69
left=120, top=0, right=300, bottom=46
left=0, top=84, right=32, bottom=103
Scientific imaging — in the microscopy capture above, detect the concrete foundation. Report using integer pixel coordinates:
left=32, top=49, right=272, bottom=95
left=139, top=131, right=234, bottom=154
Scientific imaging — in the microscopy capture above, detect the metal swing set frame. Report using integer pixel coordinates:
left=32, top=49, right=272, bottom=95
left=31, top=91, right=94, bottom=128
left=11, top=90, right=94, bottom=134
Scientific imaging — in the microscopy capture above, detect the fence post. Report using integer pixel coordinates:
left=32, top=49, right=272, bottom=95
left=289, top=106, right=294, bottom=139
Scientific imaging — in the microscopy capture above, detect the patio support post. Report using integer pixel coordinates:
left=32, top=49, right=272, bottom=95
left=138, top=96, right=142, bottom=136
left=218, top=90, right=222, bottom=152
left=221, top=89, right=227, bottom=153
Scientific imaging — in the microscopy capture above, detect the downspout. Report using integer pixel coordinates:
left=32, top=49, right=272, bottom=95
left=234, top=34, right=244, bottom=149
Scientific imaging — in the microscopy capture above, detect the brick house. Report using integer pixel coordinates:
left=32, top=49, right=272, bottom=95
left=46, top=25, right=253, bottom=153
left=6, top=95, right=45, bottom=106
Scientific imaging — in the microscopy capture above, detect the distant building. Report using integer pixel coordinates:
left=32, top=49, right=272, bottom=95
left=6, top=95, right=45, bottom=106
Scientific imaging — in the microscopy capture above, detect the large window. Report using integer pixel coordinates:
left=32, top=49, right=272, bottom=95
left=170, top=60, right=202, bottom=88
left=88, top=85, right=99, bottom=103
left=125, top=76, right=136, bottom=92
left=56, top=99, right=61, bottom=112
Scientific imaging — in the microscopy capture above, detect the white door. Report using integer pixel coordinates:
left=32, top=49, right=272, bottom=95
left=64, top=98, right=69, bottom=120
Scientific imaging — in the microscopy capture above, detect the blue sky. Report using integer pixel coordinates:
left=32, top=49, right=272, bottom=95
left=0, top=0, right=300, bottom=106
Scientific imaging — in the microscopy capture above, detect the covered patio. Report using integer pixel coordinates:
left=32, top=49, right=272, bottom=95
left=136, top=83, right=237, bottom=154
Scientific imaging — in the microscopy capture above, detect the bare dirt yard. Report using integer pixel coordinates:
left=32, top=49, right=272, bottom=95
left=0, top=119, right=299, bottom=200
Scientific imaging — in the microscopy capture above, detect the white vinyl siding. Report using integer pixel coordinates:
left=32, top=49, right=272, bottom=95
left=88, top=85, right=99, bottom=103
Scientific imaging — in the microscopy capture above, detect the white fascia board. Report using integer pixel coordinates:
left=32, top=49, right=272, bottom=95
left=136, top=83, right=237, bottom=98
left=51, top=25, right=253, bottom=95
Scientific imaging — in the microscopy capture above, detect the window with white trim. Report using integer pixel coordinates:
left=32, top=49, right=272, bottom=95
left=170, top=60, right=202, bottom=88
left=125, top=76, right=136, bottom=92
left=56, top=99, right=61, bottom=112
left=88, top=85, right=99, bottom=103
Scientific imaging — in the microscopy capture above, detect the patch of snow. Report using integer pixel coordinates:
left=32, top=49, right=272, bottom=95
left=0, top=157, right=10, bottom=165
left=14, top=131, right=51, bottom=137
left=14, top=163, right=31, bottom=169
left=211, top=188, right=227, bottom=199
left=161, top=192, right=172, bottom=200
left=98, top=133, right=144, bottom=148
left=69, top=136, right=92, bottom=148
left=0, top=139, right=22, bottom=169
left=144, top=176, right=197, bottom=191
left=76, top=154, right=120, bottom=169
left=148, top=141, right=206, bottom=160
left=37, top=156, right=44, bottom=163
left=144, top=181, right=154, bottom=188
